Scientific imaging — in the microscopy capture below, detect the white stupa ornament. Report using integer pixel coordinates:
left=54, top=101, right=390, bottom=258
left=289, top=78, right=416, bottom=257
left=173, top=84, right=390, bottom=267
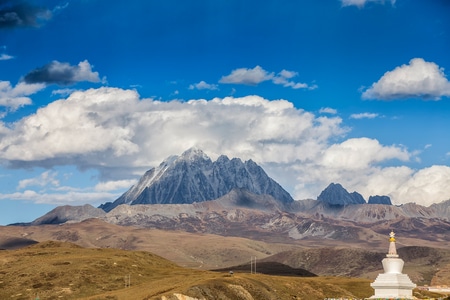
left=387, top=231, right=398, bottom=257
left=370, top=230, right=416, bottom=299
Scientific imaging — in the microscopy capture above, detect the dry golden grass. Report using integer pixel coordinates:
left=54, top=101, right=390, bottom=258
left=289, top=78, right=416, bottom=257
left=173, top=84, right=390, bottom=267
left=0, top=240, right=186, bottom=299
left=2, top=241, right=448, bottom=300
left=0, top=241, right=375, bottom=300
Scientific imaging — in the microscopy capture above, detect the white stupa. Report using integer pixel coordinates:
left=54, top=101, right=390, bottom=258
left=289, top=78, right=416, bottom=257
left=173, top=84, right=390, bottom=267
left=370, top=230, right=416, bottom=299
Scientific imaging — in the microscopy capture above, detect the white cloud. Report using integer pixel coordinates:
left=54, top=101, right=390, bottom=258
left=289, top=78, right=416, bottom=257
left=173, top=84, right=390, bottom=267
left=341, top=0, right=396, bottom=8
left=320, top=138, right=409, bottom=170
left=220, top=66, right=317, bottom=90
left=95, top=179, right=137, bottom=192
left=350, top=112, right=379, bottom=119
left=75, top=60, right=105, bottom=83
left=319, top=107, right=337, bottom=114
left=0, top=87, right=345, bottom=173
left=390, top=166, right=450, bottom=206
left=2, top=87, right=449, bottom=207
left=189, top=80, right=219, bottom=90
left=17, top=170, right=59, bottom=190
left=272, top=70, right=318, bottom=90
left=0, top=88, right=141, bottom=162
left=362, top=58, right=450, bottom=100
left=0, top=190, right=118, bottom=205
left=278, top=69, right=297, bottom=79
left=0, top=53, right=14, bottom=60
left=0, top=80, right=45, bottom=110
left=219, top=65, right=274, bottom=85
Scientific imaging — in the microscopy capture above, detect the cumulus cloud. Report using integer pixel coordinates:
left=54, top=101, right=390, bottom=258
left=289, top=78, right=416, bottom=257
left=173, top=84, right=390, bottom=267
left=317, top=164, right=449, bottom=206
left=23, top=60, right=105, bottom=86
left=319, top=107, right=337, bottom=114
left=350, top=112, right=379, bottom=119
left=0, top=88, right=344, bottom=168
left=17, top=170, right=59, bottom=190
left=0, top=88, right=141, bottom=163
left=362, top=58, right=450, bottom=100
left=341, top=0, right=396, bottom=8
left=189, top=80, right=218, bottom=90
left=4, top=87, right=448, bottom=207
left=95, top=179, right=138, bottom=192
left=0, top=80, right=45, bottom=110
left=320, top=138, right=409, bottom=170
left=220, top=65, right=273, bottom=85
left=0, top=0, right=52, bottom=29
left=220, top=66, right=317, bottom=90
left=390, top=166, right=450, bottom=206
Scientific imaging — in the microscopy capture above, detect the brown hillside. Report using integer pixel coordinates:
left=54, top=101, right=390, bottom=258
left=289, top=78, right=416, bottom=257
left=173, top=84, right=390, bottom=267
left=260, top=246, right=450, bottom=286
left=0, top=218, right=296, bottom=270
left=2, top=219, right=450, bottom=289
left=0, top=240, right=377, bottom=300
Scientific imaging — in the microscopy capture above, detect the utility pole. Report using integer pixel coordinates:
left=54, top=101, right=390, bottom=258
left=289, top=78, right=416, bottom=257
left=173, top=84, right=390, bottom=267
left=125, top=274, right=131, bottom=288
left=250, top=256, right=256, bottom=274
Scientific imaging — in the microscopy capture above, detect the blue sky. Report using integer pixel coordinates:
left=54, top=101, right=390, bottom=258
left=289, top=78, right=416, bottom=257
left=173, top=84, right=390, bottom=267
left=1, top=0, right=450, bottom=225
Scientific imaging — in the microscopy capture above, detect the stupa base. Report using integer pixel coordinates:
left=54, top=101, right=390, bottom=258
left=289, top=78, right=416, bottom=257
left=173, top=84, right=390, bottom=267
left=370, top=272, right=416, bottom=299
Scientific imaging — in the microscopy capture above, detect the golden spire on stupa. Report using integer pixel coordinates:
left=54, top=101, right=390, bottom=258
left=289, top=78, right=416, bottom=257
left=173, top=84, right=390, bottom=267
left=389, top=230, right=396, bottom=242
left=387, top=230, right=399, bottom=258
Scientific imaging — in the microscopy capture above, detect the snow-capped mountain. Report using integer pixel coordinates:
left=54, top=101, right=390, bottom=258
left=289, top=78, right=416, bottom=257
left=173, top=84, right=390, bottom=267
left=99, top=148, right=293, bottom=212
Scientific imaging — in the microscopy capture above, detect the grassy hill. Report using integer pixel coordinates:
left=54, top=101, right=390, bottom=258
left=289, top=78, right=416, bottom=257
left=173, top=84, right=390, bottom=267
left=0, top=241, right=372, bottom=300
left=1, top=241, right=447, bottom=300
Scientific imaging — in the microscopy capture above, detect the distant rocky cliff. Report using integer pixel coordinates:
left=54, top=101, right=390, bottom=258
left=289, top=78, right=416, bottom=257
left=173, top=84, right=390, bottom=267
left=317, top=183, right=366, bottom=205
left=368, top=195, right=392, bottom=205
left=317, top=183, right=392, bottom=206
left=100, top=148, right=293, bottom=212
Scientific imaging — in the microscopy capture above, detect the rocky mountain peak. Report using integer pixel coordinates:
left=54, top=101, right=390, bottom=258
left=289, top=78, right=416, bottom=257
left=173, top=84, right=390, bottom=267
left=179, top=147, right=211, bottom=162
left=317, top=183, right=366, bottom=206
left=368, top=195, right=392, bottom=205
left=99, top=149, right=293, bottom=212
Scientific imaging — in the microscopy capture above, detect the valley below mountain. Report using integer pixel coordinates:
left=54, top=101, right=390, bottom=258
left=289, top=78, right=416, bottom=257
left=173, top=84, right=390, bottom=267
left=2, top=216, right=450, bottom=290
left=2, top=149, right=450, bottom=299
left=0, top=240, right=382, bottom=300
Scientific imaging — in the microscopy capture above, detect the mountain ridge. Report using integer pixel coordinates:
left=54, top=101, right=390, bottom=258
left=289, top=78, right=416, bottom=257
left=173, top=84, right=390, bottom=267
left=100, top=148, right=293, bottom=212
left=25, top=189, right=450, bottom=247
left=12, top=149, right=450, bottom=260
left=317, top=182, right=392, bottom=206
